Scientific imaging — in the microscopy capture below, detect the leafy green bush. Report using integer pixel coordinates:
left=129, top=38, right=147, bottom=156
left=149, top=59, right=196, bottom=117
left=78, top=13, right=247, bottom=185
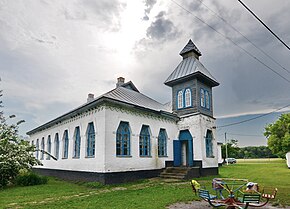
left=0, top=111, right=41, bottom=188
left=15, top=172, right=48, bottom=186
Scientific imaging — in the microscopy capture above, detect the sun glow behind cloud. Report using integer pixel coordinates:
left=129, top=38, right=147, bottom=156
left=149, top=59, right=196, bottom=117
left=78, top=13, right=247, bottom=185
left=97, top=2, right=147, bottom=74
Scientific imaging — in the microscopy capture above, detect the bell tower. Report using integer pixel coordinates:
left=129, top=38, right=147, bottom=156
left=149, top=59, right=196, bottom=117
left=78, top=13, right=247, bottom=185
left=164, top=40, right=220, bottom=173
left=164, top=39, right=219, bottom=117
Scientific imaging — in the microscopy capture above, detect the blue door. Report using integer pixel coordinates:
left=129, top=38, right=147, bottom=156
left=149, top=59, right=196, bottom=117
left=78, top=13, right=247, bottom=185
left=173, top=130, right=194, bottom=167
left=173, top=140, right=181, bottom=166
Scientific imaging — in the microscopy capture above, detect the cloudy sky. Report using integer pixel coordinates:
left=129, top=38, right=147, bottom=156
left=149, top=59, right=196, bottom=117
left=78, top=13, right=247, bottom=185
left=1, top=0, right=289, bottom=146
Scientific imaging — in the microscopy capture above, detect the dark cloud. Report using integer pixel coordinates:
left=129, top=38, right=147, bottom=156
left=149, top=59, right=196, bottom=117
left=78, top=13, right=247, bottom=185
left=143, top=0, right=157, bottom=21
left=205, top=42, right=290, bottom=118
left=146, top=11, right=179, bottom=40
left=240, top=6, right=290, bottom=51
left=188, top=0, right=206, bottom=12
left=180, top=0, right=242, bottom=43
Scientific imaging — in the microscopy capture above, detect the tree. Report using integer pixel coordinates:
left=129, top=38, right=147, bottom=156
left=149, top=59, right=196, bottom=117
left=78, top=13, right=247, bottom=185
left=264, top=113, right=290, bottom=158
left=0, top=90, right=41, bottom=187
left=221, top=139, right=240, bottom=160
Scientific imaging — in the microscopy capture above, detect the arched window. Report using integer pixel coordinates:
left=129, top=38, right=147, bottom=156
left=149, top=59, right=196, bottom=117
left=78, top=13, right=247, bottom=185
left=200, top=88, right=205, bottom=107
left=31, top=140, right=35, bottom=155
left=116, top=121, right=130, bottom=156
left=158, top=129, right=167, bottom=157
left=205, top=90, right=210, bottom=109
left=205, top=130, right=213, bottom=157
left=86, top=123, right=95, bottom=157
left=63, top=130, right=69, bottom=159
left=139, top=125, right=151, bottom=157
left=177, top=90, right=184, bottom=109
left=36, top=139, right=39, bottom=159
left=40, top=137, right=45, bottom=160
left=46, top=135, right=51, bottom=160
left=54, top=133, right=59, bottom=160
left=185, top=88, right=192, bottom=107
left=73, top=126, right=81, bottom=158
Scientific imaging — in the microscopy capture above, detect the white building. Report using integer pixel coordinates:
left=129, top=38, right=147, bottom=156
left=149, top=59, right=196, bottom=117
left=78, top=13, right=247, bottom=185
left=27, top=40, right=220, bottom=184
left=286, top=152, right=290, bottom=168
left=217, top=142, right=223, bottom=166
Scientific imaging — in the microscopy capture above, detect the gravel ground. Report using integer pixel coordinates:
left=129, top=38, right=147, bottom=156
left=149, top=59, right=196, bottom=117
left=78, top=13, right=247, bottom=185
left=167, top=201, right=290, bottom=209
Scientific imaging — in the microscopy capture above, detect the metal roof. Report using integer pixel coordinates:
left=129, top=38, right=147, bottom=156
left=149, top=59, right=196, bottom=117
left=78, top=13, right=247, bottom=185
left=120, top=81, right=139, bottom=92
left=103, top=86, right=168, bottom=112
left=164, top=56, right=219, bottom=87
left=179, top=39, right=202, bottom=56
left=27, top=83, right=176, bottom=135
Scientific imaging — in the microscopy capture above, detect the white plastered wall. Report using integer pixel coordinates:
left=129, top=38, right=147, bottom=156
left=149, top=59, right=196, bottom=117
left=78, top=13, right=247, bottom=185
left=217, top=143, right=223, bottom=164
left=29, top=107, right=106, bottom=172
left=177, top=114, right=218, bottom=168
left=103, top=106, right=178, bottom=172
left=29, top=105, right=178, bottom=173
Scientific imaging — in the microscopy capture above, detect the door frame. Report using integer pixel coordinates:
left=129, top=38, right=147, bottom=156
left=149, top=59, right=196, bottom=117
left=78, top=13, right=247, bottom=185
left=173, top=130, right=194, bottom=167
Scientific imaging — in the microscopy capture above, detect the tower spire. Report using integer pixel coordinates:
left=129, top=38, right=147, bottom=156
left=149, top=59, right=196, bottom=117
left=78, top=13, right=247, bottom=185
left=179, top=39, right=202, bottom=59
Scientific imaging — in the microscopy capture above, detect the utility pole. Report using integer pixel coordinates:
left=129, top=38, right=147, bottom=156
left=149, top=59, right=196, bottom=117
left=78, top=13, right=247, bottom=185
left=225, top=132, right=228, bottom=165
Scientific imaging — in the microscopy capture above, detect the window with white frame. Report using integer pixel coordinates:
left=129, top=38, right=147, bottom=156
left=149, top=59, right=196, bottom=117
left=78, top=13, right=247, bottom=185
left=200, top=88, right=205, bottom=107
left=185, top=88, right=192, bottom=107
left=205, top=90, right=210, bottom=109
left=177, top=90, right=183, bottom=109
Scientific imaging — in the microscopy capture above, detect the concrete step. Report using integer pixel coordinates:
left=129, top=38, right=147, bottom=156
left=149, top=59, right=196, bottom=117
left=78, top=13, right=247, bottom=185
left=163, top=167, right=190, bottom=173
left=160, top=166, right=201, bottom=179
left=160, top=172, right=186, bottom=177
left=159, top=173, right=186, bottom=179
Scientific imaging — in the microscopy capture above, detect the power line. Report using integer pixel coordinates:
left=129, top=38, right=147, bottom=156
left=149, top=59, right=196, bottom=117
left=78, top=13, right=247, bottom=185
left=170, top=0, right=290, bottom=84
left=196, top=0, right=290, bottom=75
left=170, top=0, right=290, bottom=128
left=237, top=0, right=290, bottom=51
left=218, top=103, right=290, bottom=128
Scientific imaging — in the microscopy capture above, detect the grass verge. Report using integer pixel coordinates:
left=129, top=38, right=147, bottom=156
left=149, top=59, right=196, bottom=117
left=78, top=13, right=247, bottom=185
left=0, top=159, right=289, bottom=208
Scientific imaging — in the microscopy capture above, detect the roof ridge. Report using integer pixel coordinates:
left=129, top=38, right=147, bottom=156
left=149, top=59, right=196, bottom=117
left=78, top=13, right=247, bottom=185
left=118, top=86, right=164, bottom=106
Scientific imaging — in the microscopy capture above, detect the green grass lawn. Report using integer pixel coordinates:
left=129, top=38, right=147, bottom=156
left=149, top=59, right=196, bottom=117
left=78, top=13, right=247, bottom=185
left=218, top=159, right=290, bottom=205
left=0, top=159, right=289, bottom=209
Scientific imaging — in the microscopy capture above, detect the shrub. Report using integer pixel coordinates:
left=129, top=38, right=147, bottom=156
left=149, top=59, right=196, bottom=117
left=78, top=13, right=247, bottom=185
left=0, top=118, right=41, bottom=188
left=16, top=172, right=48, bottom=186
